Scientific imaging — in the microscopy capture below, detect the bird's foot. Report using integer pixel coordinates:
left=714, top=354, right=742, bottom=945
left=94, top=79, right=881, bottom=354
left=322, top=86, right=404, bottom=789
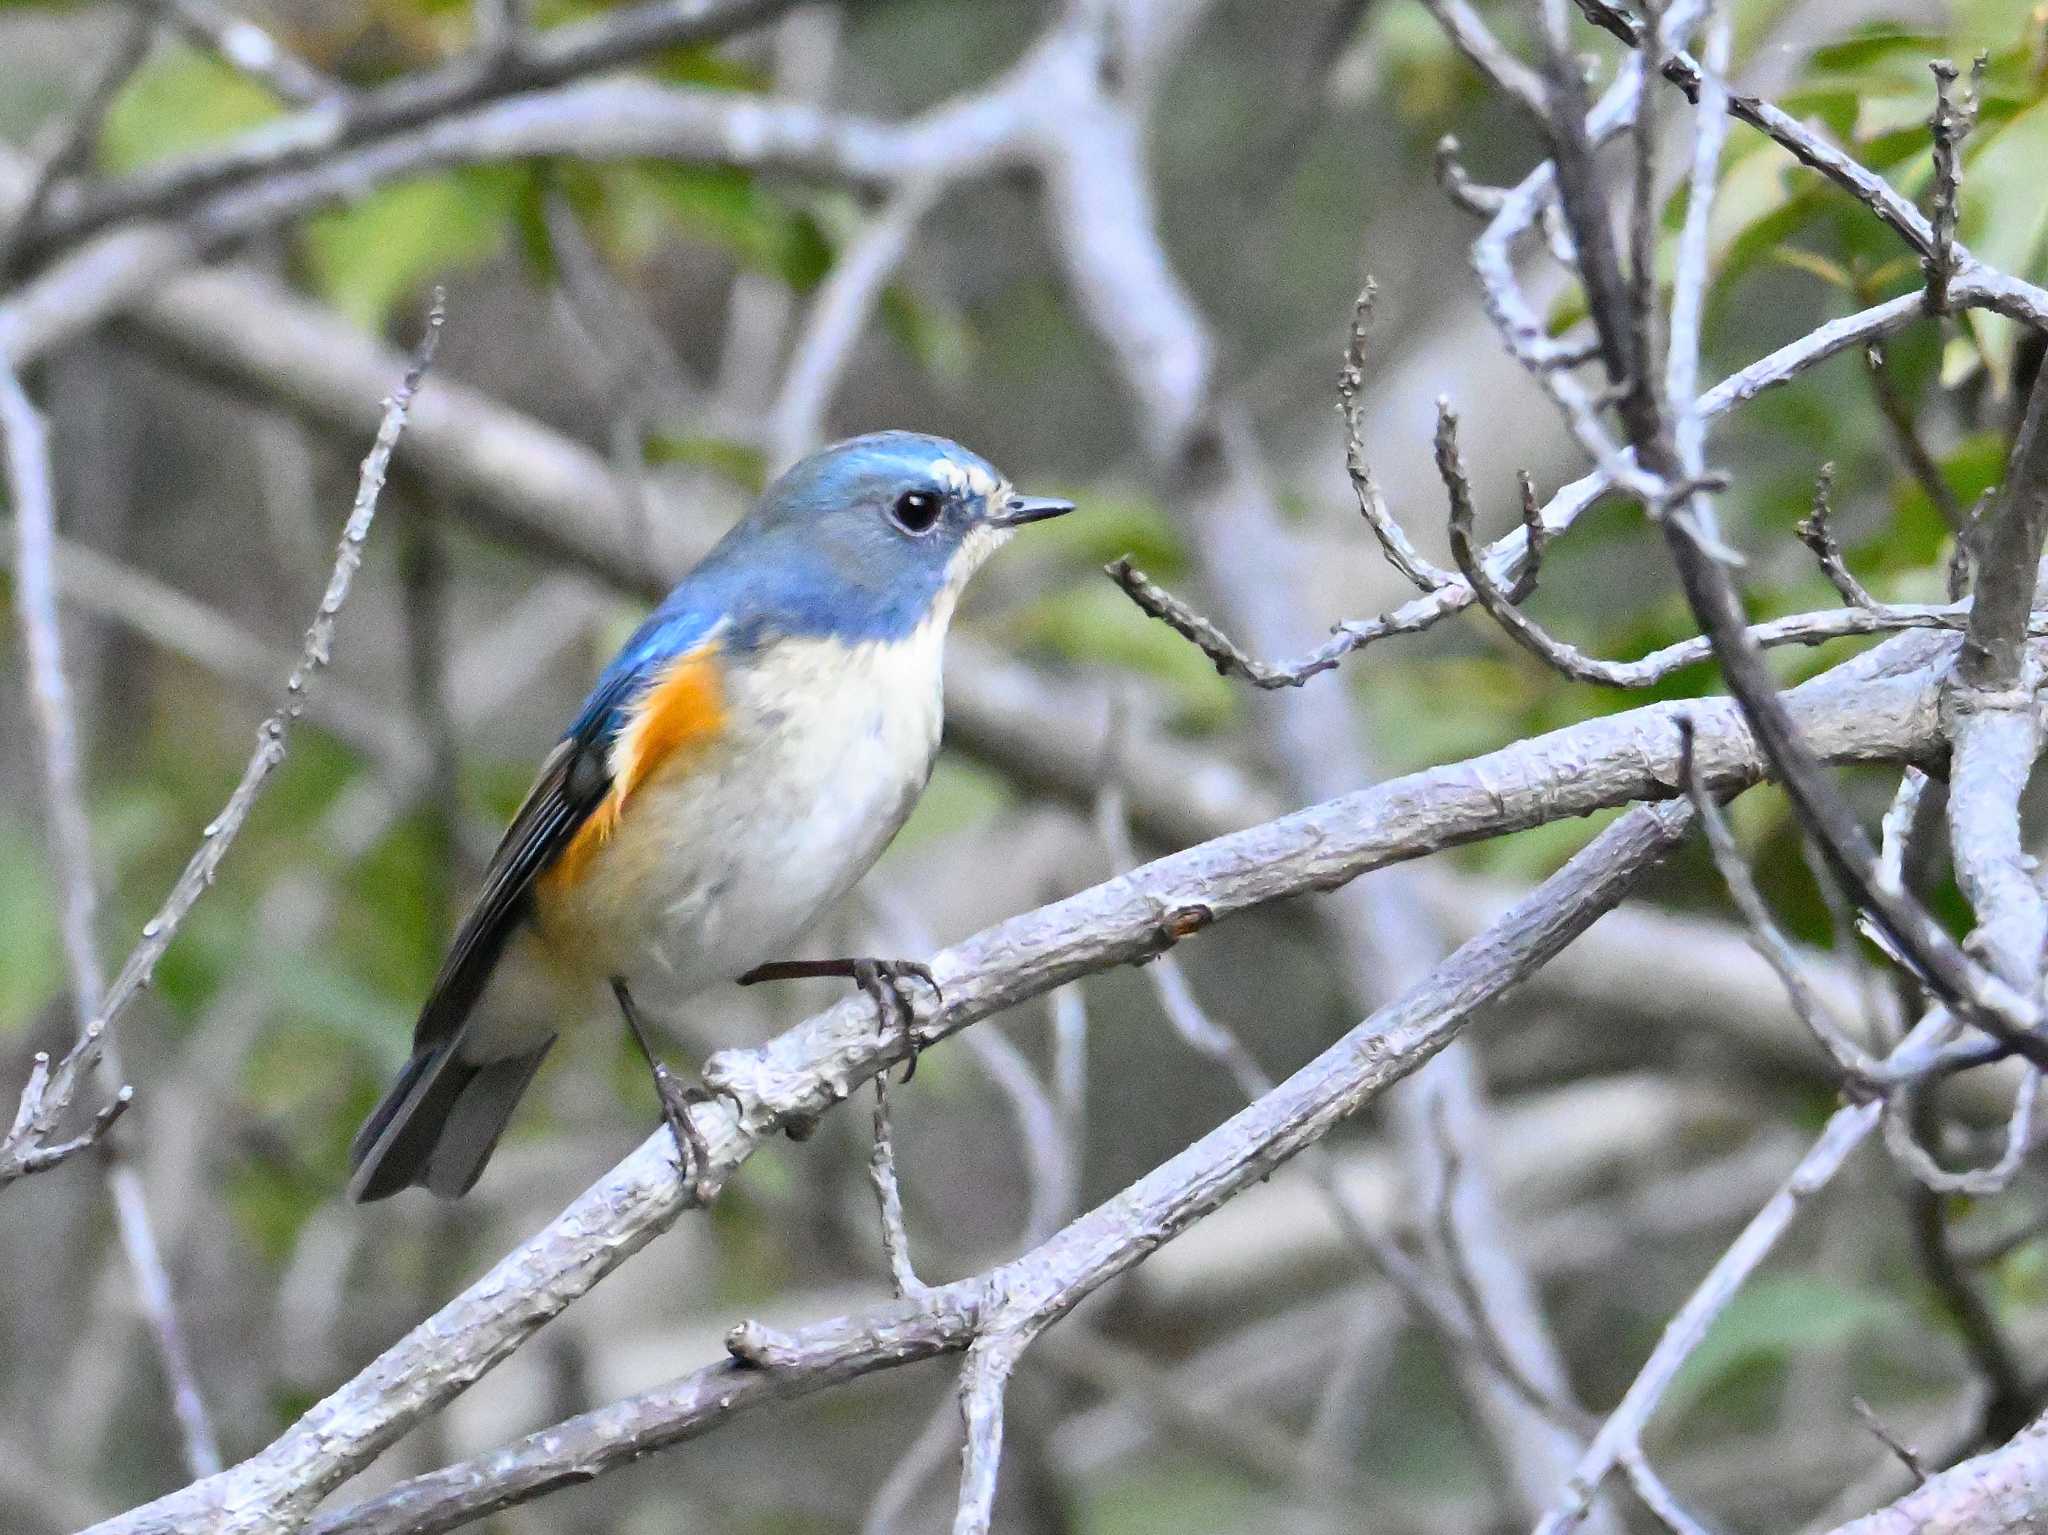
left=612, top=976, right=730, bottom=1203
left=650, top=1063, right=727, bottom=1205
left=738, top=957, right=942, bottom=1082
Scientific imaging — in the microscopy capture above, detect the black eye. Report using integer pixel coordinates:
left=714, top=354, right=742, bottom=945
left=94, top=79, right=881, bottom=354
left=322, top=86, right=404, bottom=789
left=890, top=489, right=943, bottom=534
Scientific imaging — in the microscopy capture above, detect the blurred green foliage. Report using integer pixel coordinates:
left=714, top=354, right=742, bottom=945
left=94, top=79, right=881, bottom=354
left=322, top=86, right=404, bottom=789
left=7, top=3, right=2048, bottom=1522
left=1664, top=1274, right=1916, bottom=1429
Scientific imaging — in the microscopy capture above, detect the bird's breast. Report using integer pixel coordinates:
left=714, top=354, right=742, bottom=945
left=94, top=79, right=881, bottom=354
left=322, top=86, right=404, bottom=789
left=532, top=621, right=946, bottom=995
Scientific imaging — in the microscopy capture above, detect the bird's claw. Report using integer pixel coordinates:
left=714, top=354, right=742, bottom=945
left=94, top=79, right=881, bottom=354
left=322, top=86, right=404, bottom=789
left=738, top=957, right=941, bottom=1083
left=850, top=959, right=940, bottom=1082
left=650, top=1069, right=740, bottom=1205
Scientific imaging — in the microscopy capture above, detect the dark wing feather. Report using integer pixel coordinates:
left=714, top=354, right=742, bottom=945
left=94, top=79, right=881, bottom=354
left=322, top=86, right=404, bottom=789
left=408, top=600, right=725, bottom=1055
left=410, top=732, right=610, bottom=1053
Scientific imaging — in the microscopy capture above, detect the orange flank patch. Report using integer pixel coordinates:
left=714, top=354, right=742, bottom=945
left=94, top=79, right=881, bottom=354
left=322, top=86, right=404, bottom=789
left=538, top=643, right=726, bottom=897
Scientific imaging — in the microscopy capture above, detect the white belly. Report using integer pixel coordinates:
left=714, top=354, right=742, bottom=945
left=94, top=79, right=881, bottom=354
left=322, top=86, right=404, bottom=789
left=533, top=625, right=944, bottom=1003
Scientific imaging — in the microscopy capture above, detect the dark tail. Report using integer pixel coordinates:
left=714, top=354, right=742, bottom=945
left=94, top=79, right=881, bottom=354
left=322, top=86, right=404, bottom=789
left=347, top=1035, right=555, bottom=1202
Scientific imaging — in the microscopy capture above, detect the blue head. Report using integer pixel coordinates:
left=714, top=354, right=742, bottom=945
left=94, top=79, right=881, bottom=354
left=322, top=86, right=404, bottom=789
left=693, top=431, right=1074, bottom=648
left=572, top=433, right=1069, bottom=747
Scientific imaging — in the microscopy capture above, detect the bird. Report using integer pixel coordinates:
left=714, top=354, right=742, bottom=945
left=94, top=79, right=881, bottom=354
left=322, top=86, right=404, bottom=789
left=347, top=431, right=1074, bottom=1203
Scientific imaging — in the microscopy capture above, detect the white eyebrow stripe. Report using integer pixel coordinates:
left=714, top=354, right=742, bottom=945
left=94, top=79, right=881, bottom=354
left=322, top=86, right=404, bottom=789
left=929, top=456, right=996, bottom=498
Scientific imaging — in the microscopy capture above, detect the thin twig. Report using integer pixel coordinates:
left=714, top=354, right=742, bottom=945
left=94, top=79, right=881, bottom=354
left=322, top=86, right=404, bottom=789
left=1340, top=281, right=1456, bottom=592
left=1850, top=1396, right=1927, bottom=1487
left=767, top=175, right=948, bottom=474
left=1882, top=1068, right=2038, bottom=1197
left=1421, top=0, right=1550, bottom=117
left=863, top=1395, right=962, bottom=1535
left=294, top=801, right=1695, bottom=1535
left=135, top=0, right=346, bottom=109
left=87, top=293, right=446, bottom=1075
left=1622, top=1446, right=1718, bottom=1535
left=1111, top=280, right=1935, bottom=688
left=1797, top=464, right=1880, bottom=609
left=1425, top=1099, right=1596, bottom=1435
left=1436, top=135, right=1509, bottom=217
left=0, top=11, right=155, bottom=276
left=1897, top=1086, right=2039, bottom=1441
left=1665, top=11, right=1731, bottom=499
left=870, top=1073, right=930, bottom=1301
left=1535, top=1098, right=1885, bottom=1534
left=1866, top=344, right=1967, bottom=533
left=22, top=0, right=800, bottom=253
left=1923, top=57, right=1982, bottom=315
left=1678, top=718, right=1884, bottom=1085
left=2, top=343, right=219, bottom=1474
left=1541, top=0, right=2048, bottom=1070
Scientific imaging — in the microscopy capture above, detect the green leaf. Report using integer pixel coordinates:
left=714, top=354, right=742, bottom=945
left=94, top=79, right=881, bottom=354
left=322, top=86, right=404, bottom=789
left=643, top=433, right=767, bottom=492
left=1885, top=429, right=2007, bottom=560
left=300, top=169, right=523, bottom=332
left=1009, top=583, right=1239, bottom=730
left=880, top=283, right=975, bottom=388
left=1959, top=100, right=2048, bottom=396
left=1364, top=653, right=1543, bottom=775
left=0, top=819, right=60, bottom=1034
left=99, top=44, right=285, bottom=173
left=1769, top=246, right=1858, bottom=290
left=636, top=165, right=833, bottom=290
left=1707, top=141, right=1798, bottom=267
left=885, top=756, right=1011, bottom=856
left=263, top=958, right=412, bottom=1060
left=1664, top=1274, right=1910, bottom=1426
left=1546, top=282, right=1589, bottom=338
left=1030, top=489, right=1186, bottom=575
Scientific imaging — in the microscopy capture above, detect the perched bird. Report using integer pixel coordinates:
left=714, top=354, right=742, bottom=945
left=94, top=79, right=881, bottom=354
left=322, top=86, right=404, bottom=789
left=348, top=432, right=1073, bottom=1202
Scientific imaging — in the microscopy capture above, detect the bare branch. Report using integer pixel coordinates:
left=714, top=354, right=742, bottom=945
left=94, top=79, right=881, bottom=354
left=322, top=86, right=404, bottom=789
left=870, top=1074, right=931, bottom=1302
left=90, top=630, right=1954, bottom=1534
left=4, top=290, right=441, bottom=1479
left=0, top=11, right=154, bottom=275
left=1956, top=363, right=2048, bottom=697
left=1535, top=1097, right=1885, bottom=1534
left=1341, top=281, right=1457, bottom=593
left=1436, top=135, right=1509, bottom=217
left=2, top=349, right=223, bottom=1473
left=1526, top=0, right=2048, bottom=1071
left=1679, top=718, right=1884, bottom=1085
left=1797, top=464, right=1880, bottom=610
left=23, top=0, right=803, bottom=253
left=135, top=0, right=346, bottom=109
left=0, top=364, right=122, bottom=1122
left=1422, top=0, right=1550, bottom=117
left=1818, top=1410, right=2048, bottom=1535
left=952, top=1331, right=1030, bottom=1535
left=1, top=1060, right=130, bottom=1179
left=1621, top=1446, right=1718, bottom=1535
left=1110, top=281, right=1937, bottom=688
left=88, top=293, right=446, bottom=1076
left=1665, top=11, right=1732, bottom=524
left=1867, top=343, right=1968, bottom=533
left=863, top=1396, right=962, bottom=1535
left=1850, top=1397, right=1928, bottom=1487
left=297, top=800, right=1695, bottom=1535
left=1876, top=766, right=1932, bottom=902
left=1894, top=1089, right=2039, bottom=1440
left=1923, top=57, right=1983, bottom=315
left=767, top=175, right=948, bottom=474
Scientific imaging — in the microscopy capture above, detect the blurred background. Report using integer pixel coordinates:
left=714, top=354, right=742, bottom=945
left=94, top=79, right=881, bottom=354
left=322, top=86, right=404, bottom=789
left=4, top=0, right=2048, bottom=1530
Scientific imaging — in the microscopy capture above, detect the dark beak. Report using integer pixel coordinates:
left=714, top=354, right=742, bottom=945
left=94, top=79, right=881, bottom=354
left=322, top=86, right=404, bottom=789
left=992, top=493, right=1076, bottom=529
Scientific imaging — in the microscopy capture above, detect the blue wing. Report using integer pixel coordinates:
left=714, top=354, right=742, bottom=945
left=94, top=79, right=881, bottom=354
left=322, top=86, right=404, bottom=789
left=407, top=599, right=726, bottom=1052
